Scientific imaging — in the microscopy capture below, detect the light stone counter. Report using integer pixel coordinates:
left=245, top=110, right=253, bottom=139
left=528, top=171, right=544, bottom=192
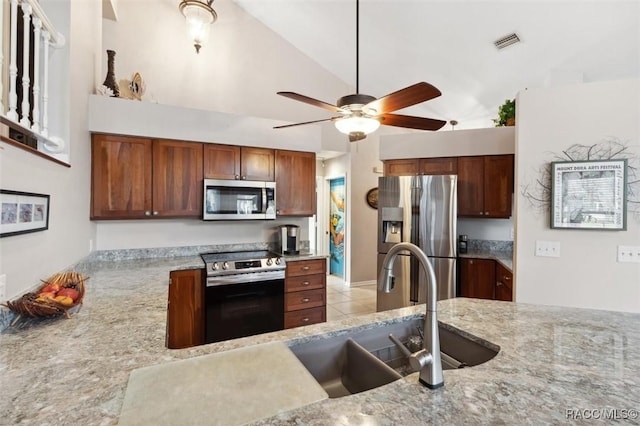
left=1, top=256, right=639, bottom=425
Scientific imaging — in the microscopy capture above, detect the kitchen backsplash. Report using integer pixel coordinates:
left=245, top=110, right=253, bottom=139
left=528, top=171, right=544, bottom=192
left=467, top=239, right=513, bottom=253
left=83, top=241, right=311, bottom=262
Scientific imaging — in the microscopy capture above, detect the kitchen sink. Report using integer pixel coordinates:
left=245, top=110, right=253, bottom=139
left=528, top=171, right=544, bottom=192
left=289, top=316, right=499, bottom=398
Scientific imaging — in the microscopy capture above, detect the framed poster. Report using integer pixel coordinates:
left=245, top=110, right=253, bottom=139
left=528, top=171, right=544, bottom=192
left=0, top=190, right=50, bottom=237
left=550, top=159, right=627, bottom=230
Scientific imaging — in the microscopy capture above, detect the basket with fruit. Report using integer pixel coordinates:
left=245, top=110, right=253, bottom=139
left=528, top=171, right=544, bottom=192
left=2, top=271, right=87, bottom=320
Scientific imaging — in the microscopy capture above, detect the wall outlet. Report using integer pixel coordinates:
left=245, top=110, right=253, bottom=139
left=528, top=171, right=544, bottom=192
left=89, top=239, right=94, bottom=252
left=617, top=245, right=640, bottom=263
left=0, top=274, right=6, bottom=300
left=535, top=240, right=561, bottom=258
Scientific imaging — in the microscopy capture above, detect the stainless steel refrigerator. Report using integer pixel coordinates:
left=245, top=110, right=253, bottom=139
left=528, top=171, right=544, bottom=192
left=376, top=175, right=457, bottom=312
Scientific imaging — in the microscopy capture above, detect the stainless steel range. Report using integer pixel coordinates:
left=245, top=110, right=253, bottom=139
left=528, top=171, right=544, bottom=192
left=200, top=251, right=286, bottom=343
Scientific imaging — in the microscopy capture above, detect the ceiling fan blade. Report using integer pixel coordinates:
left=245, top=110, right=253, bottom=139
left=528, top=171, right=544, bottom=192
left=365, top=82, right=442, bottom=115
left=273, top=117, right=338, bottom=129
left=277, top=92, right=344, bottom=113
left=379, top=113, right=447, bottom=131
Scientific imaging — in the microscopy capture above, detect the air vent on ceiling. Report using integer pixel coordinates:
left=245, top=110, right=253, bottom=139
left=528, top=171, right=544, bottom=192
left=494, top=33, right=521, bottom=50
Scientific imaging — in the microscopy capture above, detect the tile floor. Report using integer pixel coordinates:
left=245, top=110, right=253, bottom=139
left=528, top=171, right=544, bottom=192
left=325, top=274, right=377, bottom=321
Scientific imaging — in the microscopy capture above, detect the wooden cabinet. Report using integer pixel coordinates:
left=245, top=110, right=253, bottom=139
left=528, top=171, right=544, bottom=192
left=284, top=258, right=326, bottom=329
left=459, top=257, right=513, bottom=302
left=275, top=150, right=316, bottom=216
left=203, top=144, right=274, bottom=181
left=459, top=257, right=496, bottom=300
left=91, top=134, right=153, bottom=219
left=152, top=139, right=204, bottom=217
left=457, top=154, right=513, bottom=218
left=166, top=269, right=204, bottom=349
left=495, top=262, right=513, bottom=302
left=91, top=134, right=203, bottom=219
left=384, top=159, right=419, bottom=176
left=384, top=157, right=457, bottom=176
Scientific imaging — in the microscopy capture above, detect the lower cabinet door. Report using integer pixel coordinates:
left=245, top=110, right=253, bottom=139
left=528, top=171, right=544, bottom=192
left=284, top=306, right=326, bottom=329
left=285, top=288, right=325, bottom=311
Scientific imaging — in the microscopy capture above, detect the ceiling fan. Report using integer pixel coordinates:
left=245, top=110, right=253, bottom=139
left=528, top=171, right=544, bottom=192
left=274, top=0, right=446, bottom=142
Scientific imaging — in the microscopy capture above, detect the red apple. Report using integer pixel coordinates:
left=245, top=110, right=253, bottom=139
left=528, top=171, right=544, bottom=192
left=41, top=283, right=61, bottom=294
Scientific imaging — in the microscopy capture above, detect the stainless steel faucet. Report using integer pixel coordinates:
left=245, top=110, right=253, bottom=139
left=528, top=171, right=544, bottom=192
left=378, top=242, right=444, bottom=389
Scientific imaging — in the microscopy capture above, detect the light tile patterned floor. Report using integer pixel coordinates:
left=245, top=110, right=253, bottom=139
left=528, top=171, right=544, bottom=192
left=325, top=274, right=377, bottom=321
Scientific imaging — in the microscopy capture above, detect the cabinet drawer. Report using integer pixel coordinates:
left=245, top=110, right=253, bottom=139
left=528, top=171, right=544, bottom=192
left=285, top=288, right=325, bottom=311
left=284, top=306, right=326, bottom=329
left=285, top=273, right=325, bottom=293
left=286, top=259, right=325, bottom=277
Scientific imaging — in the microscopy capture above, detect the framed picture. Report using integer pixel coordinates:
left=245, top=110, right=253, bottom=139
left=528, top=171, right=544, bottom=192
left=366, top=187, right=378, bottom=209
left=0, top=190, right=50, bottom=237
left=550, top=159, right=627, bottom=230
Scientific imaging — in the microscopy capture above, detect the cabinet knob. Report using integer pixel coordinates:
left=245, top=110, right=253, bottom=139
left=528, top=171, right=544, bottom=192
left=504, top=276, right=511, bottom=281
left=302, top=266, right=310, bottom=271
left=485, top=212, right=489, bottom=215
left=302, top=281, right=310, bottom=286
left=497, top=281, right=504, bottom=287
left=301, top=317, right=310, bottom=322
left=153, top=211, right=159, bottom=216
left=301, top=298, right=310, bottom=303
left=235, top=175, right=240, bottom=179
left=276, top=210, right=281, bottom=215
left=144, top=211, right=152, bottom=216
left=241, top=176, right=247, bottom=180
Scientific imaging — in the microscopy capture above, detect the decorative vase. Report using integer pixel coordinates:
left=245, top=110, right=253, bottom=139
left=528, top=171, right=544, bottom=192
left=102, top=50, right=120, bottom=97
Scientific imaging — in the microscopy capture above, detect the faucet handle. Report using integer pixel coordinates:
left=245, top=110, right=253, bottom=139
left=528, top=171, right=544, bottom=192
left=409, top=349, right=433, bottom=372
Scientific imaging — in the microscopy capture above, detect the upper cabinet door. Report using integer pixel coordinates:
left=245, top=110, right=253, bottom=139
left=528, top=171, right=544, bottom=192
left=203, top=144, right=241, bottom=180
left=418, top=157, right=458, bottom=175
left=457, top=156, right=485, bottom=216
left=91, top=134, right=153, bottom=219
left=153, top=140, right=203, bottom=217
left=275, top=150, right=316, bottom=216
left=383, top=159, right=419, bottom=176
left=483, top=155, right=514, bottom=218
left=241, top=147, right=275, bottom=181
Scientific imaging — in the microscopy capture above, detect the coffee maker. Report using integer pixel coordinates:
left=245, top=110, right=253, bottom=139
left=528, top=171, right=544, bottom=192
left=279, top=224, right=300, bottom=255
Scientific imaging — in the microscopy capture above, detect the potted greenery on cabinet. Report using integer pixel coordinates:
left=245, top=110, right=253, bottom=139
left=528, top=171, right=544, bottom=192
left=494, top=99, right=516, bottom=127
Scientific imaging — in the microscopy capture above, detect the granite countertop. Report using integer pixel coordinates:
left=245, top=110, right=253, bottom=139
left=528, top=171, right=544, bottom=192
left=459, top=249, right=513, bottom=271
left=1, top=256, right=639, bottom=425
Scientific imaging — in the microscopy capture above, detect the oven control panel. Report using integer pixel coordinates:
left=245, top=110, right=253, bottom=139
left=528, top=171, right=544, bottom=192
left=205, top=257, right=285, bottom=275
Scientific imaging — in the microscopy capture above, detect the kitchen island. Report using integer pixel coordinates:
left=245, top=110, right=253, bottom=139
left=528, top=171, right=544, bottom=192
left=1, top=255, right=639, bottom=425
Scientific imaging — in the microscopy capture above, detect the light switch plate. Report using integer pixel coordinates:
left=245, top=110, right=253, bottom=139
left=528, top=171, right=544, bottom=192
left=617, top=245, right=640, bottom=263
left=535, top=240, right=561, bottom=258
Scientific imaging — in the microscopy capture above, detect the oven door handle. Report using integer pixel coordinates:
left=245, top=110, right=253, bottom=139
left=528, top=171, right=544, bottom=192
left=206, top=271, right=285, bottom=287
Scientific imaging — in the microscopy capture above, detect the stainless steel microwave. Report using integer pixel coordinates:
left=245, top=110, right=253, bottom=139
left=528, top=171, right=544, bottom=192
left=203, top=179, right=276, bottom=220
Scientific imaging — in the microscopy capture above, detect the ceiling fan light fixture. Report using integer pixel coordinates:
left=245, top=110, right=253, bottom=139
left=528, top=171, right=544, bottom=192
left=179, top=0, right=217, bottom=53
left=334, top=115, right=380, bottom=136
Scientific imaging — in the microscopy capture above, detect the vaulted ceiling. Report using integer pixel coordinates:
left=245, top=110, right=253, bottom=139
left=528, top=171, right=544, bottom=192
left=234, top=0, right=640, bottom=130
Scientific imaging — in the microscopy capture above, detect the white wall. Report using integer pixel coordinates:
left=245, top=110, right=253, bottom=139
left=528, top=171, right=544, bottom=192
left=101, top=0, right=350, bottom=124
left=0, top=1, right=101, bottom=298
left=379, top=127, right=515, bottom=160
left=515, top=79, right=640, bottom=313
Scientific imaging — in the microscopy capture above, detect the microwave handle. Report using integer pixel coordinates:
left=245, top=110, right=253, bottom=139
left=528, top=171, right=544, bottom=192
left=262, top=188, right=267, bottom=213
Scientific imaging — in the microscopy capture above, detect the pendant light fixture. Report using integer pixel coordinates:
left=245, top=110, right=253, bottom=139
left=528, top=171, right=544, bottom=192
left=179, top=0, right=217, bottom=53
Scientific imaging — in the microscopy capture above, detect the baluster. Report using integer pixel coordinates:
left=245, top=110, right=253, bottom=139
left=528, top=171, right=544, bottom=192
left=31, top=17, right=42, bottom=133
left=19, top=1, right=32, bottom=128
left=41, top=30, right=50, bottom=137
left=7, top=0, right=19, bottom=121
